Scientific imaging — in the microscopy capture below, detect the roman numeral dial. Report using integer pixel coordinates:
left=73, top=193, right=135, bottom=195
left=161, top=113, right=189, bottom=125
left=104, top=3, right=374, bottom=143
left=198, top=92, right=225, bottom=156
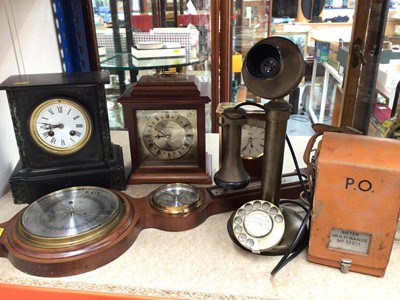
left=29, top=98, right=92, bottom=155
left=139, top=110, right=197, bottom=160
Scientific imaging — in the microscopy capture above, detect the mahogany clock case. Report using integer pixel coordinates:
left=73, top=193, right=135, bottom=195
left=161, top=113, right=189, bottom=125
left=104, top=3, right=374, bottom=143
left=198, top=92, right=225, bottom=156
left=0, top=177, right=303, bottom=277
left=0, top=72, right=126, bottom=204
left=119, top=74, right=211, bottom=184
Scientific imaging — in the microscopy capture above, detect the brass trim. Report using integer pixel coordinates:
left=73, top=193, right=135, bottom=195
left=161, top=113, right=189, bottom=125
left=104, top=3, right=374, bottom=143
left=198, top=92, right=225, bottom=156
left=241, top=153, right=264, bottom=160
left=150, top=183, right=203, bottom=215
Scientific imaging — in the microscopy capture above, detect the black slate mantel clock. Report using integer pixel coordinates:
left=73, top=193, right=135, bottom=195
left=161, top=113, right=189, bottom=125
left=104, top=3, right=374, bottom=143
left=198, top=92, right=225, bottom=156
left=0, top=71, right=126, bottom=204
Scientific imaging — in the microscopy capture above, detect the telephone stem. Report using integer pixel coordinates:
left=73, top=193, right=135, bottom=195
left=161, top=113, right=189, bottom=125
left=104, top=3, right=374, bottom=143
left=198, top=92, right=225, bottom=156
left=260, top=99, right=291, bottom=206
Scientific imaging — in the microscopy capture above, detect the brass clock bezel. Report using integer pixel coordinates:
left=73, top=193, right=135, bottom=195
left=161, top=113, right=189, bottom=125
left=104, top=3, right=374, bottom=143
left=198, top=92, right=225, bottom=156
left=150, top=183, right=203, bottom=214
left=28, top=98, right=93, bottom=155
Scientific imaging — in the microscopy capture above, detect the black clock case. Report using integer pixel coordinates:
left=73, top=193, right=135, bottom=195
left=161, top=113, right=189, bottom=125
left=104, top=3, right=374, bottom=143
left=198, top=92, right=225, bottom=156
left=0, top=72, right=126, bottom=204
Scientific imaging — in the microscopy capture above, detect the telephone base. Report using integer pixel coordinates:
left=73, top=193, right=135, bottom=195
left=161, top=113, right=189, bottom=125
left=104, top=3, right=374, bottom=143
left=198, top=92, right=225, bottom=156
left=263, top=206, right=307, bottom=255
left=228, top=205, right=307, bottom=255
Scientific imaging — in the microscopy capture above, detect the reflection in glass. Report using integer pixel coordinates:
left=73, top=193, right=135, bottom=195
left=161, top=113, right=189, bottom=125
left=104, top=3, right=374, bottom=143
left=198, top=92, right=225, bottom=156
left=92, top=1, right=212, bottom=131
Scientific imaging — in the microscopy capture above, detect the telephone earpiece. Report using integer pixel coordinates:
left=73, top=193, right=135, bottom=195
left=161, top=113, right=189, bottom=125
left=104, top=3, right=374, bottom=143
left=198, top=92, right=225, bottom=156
left=214, top=107, right=250, bottom=190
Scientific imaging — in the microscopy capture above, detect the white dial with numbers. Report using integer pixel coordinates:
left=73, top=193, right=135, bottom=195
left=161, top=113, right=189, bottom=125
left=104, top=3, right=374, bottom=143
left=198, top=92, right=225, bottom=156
left=29, top=98, right=92, bottom=155
left=240, top=125, right=265, bottom=159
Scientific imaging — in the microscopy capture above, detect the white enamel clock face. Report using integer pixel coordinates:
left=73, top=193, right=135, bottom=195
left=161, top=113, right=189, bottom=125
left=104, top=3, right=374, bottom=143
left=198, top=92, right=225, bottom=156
left=137, top=109, right=198, bottom=161
left=29, top=98, right=92, bottom=155
left=241, top=125, right=265, bottom=159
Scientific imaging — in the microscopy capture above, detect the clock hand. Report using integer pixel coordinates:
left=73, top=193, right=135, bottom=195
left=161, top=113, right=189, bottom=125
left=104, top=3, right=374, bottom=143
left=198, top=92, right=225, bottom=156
left=49, top=123, right=64, bottom=130
left=38, top=122, right=64, bottom=130
left=60, top=208, right=75, bottom=219
left=155, top=133, right=167, bottom=139
left=241, top=139, right=251, bottom=152
left=38, top=122, right=52, bottom=130
left=151, top=125, right=166, bottom=135
left=69, top=210, right=92, bottom=218
left=151, top=125, right=170, bottom=138
left=60, top=203, right=73, bottom=211
left=177, top=191, right=185, bottom=200
left=173, top=194, right=182, bottom=206
left=249, top=137, right=254, bottom=148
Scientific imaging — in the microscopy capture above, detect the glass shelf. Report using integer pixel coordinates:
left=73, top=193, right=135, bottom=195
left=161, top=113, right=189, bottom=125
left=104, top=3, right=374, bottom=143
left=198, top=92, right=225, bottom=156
left=100, top=52, right=207, bottom=71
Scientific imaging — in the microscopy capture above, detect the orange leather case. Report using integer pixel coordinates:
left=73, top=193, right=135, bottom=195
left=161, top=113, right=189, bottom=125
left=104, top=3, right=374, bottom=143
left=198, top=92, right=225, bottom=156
left=307, top=132, right=400, bottom=277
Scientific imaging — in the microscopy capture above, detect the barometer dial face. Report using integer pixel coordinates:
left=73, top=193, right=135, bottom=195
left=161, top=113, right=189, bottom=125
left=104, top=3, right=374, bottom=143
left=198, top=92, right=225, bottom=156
left=17, top=186, right=125, bottom=248
left=150, top=183, right=202, bottom=214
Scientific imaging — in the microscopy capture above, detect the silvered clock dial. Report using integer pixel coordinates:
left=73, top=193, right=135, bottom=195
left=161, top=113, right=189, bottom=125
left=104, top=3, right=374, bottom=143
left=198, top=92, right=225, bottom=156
left=137, top=109, right=198, bottom=162
left=16, top=186, right=125, bottom=248
left=29, top=98, right=92, bottom=155
left=150, top=183, right=202, bottom=214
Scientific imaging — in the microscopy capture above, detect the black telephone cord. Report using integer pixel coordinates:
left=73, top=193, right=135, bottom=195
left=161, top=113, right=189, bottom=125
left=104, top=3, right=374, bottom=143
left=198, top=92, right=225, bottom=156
left=226, top=102, right=313, bottom=275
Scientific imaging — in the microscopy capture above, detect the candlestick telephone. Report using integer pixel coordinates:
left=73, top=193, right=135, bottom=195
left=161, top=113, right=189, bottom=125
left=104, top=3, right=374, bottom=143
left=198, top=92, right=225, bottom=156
left=214, top=37, right=312, bottom=275
left=215, top=37, right=400, bottom=277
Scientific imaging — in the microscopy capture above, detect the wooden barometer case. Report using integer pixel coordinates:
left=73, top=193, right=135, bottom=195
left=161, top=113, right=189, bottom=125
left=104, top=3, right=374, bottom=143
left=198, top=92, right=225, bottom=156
left=119, top=74, right=211, bottom=184
left=0, top=72, right=126, bottom=204
left=0, top=180, right=303, bottom=277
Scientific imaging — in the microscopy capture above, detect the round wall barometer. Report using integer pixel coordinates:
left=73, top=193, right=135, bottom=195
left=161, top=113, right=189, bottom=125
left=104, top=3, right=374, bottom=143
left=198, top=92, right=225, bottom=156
left=16, top=186, right=125, bottom=248
left=0, top=186, right=136, bottom=277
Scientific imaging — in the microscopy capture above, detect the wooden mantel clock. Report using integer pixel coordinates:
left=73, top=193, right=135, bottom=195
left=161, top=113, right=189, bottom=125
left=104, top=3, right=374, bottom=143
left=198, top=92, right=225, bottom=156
left=0, top=72, right=126, bottom=204
left=119, top=74, right=211, bottom=184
